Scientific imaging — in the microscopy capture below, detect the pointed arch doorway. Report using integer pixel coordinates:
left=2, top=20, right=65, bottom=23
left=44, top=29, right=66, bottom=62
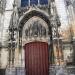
left=24, top=41, right=48, bottom=75
left=22, top=16, right=50, bottom=75
left=19, top=9, right=53, bottom=75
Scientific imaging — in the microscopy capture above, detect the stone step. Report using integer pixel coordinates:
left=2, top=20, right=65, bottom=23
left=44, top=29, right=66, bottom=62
left=6, top=67, right=25, bottom=75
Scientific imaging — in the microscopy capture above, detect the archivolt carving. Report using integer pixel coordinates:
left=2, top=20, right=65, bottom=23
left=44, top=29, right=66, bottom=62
left=22, top=16, right=50, bottom=45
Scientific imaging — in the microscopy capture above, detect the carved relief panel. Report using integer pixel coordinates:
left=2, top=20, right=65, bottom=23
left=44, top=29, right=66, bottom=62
left=22, top=16, right=49, bottom=45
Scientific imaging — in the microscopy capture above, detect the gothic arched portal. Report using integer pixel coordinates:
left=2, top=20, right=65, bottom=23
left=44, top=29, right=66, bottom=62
left=22, top=16, right=49, bottom=45
left=19, top=9, right=53, bottom=75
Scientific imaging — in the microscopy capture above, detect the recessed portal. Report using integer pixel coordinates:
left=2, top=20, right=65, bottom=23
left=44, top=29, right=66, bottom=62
left=24, top=41, right=49, bottom=75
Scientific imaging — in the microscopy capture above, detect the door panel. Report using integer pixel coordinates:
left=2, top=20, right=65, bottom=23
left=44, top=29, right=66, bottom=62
left=24, top=42, right=49, bottom=75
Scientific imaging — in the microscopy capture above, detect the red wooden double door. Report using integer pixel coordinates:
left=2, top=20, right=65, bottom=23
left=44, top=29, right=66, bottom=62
left=24, top=42, right=49, bottom=75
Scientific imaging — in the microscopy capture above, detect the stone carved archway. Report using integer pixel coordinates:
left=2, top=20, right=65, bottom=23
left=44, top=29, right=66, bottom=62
left=19, top=8, right=52, bottom=45
left=22, top=16, right=49, bottom=45
left=18, top=8, right=53, bottom=68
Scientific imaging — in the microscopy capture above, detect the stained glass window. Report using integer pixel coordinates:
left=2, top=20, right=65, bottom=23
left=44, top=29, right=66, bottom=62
left=30, top=0, right=38, bottom=5
left=21, top=0, right=48, bottom=7
left=21, top=0, right=28, bottom=7
left=40, top=0, right=48, bottom=5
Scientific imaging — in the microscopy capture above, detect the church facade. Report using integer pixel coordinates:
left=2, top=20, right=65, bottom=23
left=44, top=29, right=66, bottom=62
left=0, top=0, right=75, bottom=75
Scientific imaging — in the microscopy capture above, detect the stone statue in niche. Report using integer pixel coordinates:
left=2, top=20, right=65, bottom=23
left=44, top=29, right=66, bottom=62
left=38, top=24, right=42, bottom=37
left=25, top=29, right=28, bottom=37
left=38, top=23, right=46, bottom=37
left=41, top=26, right=46, bottom=37
left=32, top=21, right=38, bottom=37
